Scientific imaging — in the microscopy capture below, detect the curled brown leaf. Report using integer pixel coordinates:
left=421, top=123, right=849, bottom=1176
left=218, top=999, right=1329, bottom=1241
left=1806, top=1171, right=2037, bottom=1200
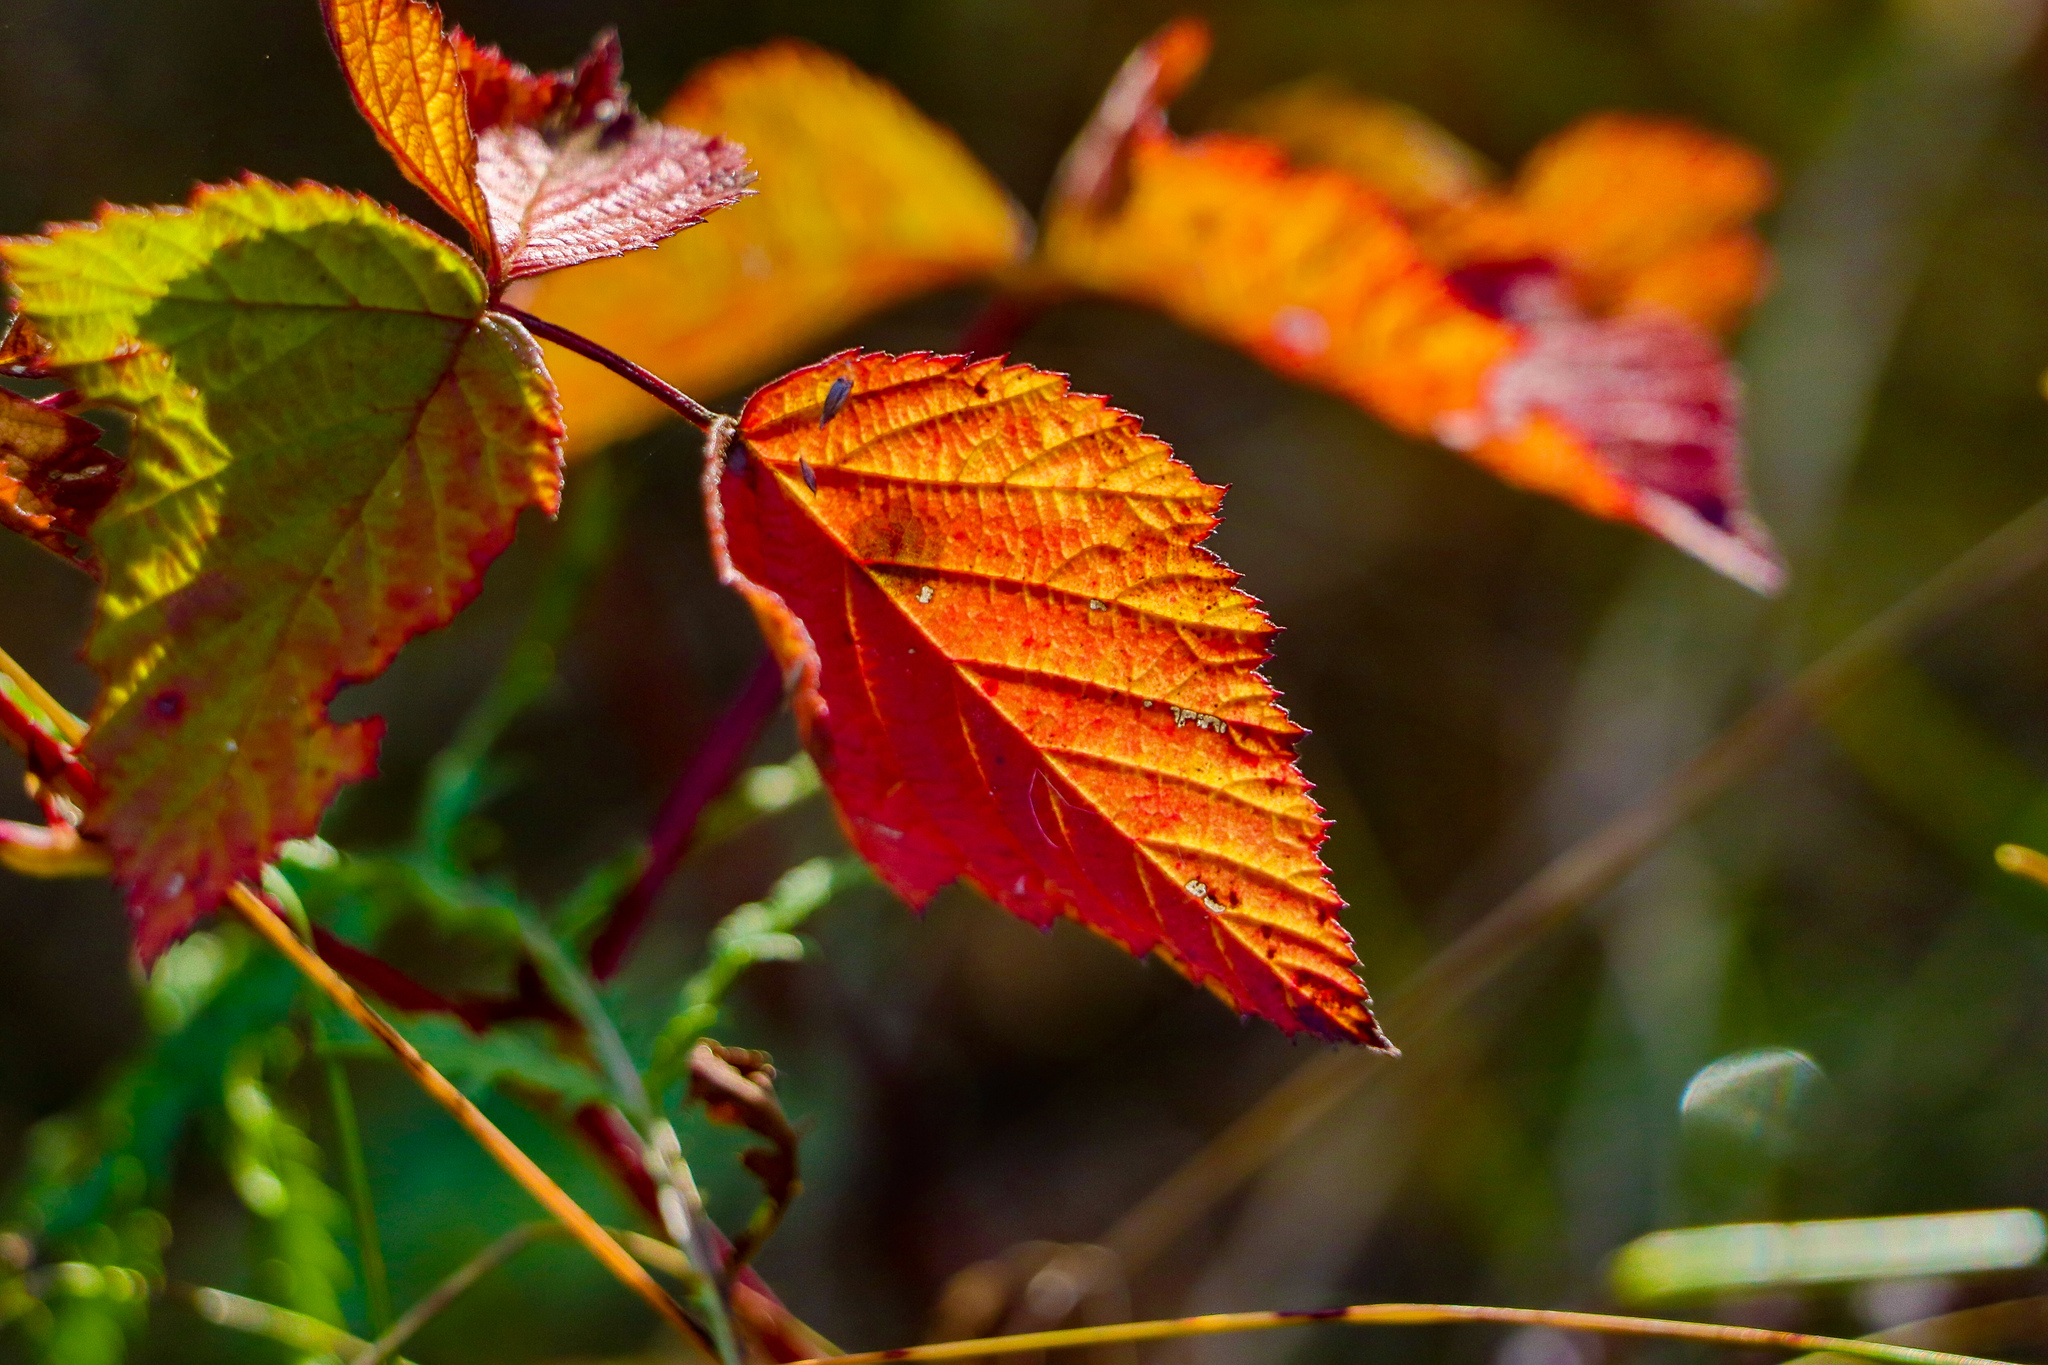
left=688, top=1039, right=800, bottom=1270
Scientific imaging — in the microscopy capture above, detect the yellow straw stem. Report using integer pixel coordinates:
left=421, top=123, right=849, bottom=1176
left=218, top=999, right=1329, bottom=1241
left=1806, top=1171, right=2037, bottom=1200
left=786, top=1302, right=2017, bottom=1365
left=224, top=883, right=704, bottom=1349
left=0, top=642, right=86, bottom=746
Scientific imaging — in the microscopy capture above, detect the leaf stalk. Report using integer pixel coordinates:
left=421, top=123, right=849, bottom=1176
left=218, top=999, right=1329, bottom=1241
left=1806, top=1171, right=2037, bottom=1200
left=589, top=649, right=786, bottom=981
left=491, top=303, right=721, bottom=433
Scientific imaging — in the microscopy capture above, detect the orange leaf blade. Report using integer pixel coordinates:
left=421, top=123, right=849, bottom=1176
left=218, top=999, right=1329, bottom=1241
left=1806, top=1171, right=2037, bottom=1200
left=711, top=351, right=1390, bottom=1048
left=324, top=0, right=495, bottom=259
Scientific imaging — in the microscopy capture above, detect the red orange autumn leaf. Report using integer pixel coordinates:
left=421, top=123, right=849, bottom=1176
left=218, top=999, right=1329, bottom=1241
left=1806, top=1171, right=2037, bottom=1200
left=324, top=0, right=749, bottom=285
left=0, top=387, right=121, bottom=574
left=709, top=351, right=1388, bottom=1048
left=1041, top=22, right=1783, bottom=593
left=516, top=42, right=1029, bottom=456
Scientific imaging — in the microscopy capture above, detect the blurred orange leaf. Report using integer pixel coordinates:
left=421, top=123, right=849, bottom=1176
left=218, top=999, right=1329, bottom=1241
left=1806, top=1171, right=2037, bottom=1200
left=1231, top=82, right=1495, bottom=220
left=1042, top=22, right=1782, bottom=593
left=708, top=350, right=1388, bottom=1047
left=515, top=43, right=1029, bottom=457
left=1243, top=89, right=1774, bottom=334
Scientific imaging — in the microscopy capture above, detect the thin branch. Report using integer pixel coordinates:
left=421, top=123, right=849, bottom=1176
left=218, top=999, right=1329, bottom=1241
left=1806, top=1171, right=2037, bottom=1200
left=519, top=907, right=743, bottom=1365
left=788, top=1303, right=2016, bottom=1365
left=1103, top=487, right=2048, bottom=1274
left=1995, top=843, right=2048, bottom=889
left=347, top=1223, right=547, bottom=1365
left=644, top=1116, right=746, bottom=1365
left=222, top=882, right=708, bottom=1351
left=0, top=689, right=94, bottom=807
left=168, top=1282, right=411, bottom=1362
left=590, top=649, right=786, bottom=981
left=311, top=927, right=489, bottom=1030
left=314, top=1015, right=393, bottom=1333
left=492, top=303, right=721, bottom=433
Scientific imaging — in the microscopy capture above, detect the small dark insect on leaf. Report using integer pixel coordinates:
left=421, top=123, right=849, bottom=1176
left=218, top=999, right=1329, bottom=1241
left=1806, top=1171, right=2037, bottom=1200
left=798, top=457, right=818, bottom=494
left=819, top=375, right=854, bottom=425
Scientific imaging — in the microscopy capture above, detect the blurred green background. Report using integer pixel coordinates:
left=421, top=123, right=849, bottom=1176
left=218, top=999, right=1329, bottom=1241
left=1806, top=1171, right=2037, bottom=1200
left=9, top=0, right=2048, bottom=1362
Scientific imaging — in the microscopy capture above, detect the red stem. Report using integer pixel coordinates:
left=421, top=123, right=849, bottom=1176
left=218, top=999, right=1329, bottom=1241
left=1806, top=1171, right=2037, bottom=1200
left=311, top=927, right=565, bottom=1032
left=0, top=690, right=96, bottom=803
left=491, top=303, right=721, bottom=434
left=574, top=1103, right=666, bottom=1218
left=955, top=293, right=1048, bottom=359
left=588, top=651, right=786, bottom=981
left=570, top=1106, right=831, bottom=1363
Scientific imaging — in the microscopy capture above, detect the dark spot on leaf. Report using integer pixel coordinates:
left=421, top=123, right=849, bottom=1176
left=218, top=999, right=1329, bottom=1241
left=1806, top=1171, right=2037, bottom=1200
left=1445, top=258, right=1559, bottom=320
left=799, top=457, right=818, bottom=494
left=148, top=689, right=185, bottom=723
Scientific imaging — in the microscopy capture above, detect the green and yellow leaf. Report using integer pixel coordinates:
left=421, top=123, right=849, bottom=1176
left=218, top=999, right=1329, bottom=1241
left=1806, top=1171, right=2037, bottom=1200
left=0, top=177, right=562, bottom=960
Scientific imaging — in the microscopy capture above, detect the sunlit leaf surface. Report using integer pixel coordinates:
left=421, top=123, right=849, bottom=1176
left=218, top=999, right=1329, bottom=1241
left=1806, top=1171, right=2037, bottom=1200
left=324, top=0, right=495, bottom=259
left=1, top=177, right=562, bottom=959
left=709, top=351, right=1388, bottom=1046
left=457, top=29, right=754, bottom=284
left=1245, top=90, right=1774, bottom=336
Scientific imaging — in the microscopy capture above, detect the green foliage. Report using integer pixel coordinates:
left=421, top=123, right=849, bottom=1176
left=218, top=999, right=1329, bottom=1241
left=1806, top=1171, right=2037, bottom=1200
left=321, top=1015, right=611, bottom=1111
left=646, top=856, right=865, bottom=1095
left=220, top=1033, right=352, bottom=1327
left=17, top=943, right=300, bottom=1242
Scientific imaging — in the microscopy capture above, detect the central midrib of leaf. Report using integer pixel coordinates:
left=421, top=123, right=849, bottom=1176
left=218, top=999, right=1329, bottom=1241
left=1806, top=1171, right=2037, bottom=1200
left=91, top=287, right=475, bottom=689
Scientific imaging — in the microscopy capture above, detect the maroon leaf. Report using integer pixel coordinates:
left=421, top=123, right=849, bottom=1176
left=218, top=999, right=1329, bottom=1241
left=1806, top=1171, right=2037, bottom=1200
left=458, top=29, right=755, bottom=284
left=0, top=387, right=123, bottom=575
left=1441, top=265, right=1778, bottom=591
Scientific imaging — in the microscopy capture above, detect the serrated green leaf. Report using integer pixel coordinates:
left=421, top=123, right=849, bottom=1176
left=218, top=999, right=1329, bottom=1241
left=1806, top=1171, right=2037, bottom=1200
left=0, top=177, right=563, bottom=960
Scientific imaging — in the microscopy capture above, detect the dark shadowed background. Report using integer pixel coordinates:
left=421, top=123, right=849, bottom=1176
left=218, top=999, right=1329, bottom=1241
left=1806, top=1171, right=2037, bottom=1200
left=9, top=1, right=2048, bottom=1362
